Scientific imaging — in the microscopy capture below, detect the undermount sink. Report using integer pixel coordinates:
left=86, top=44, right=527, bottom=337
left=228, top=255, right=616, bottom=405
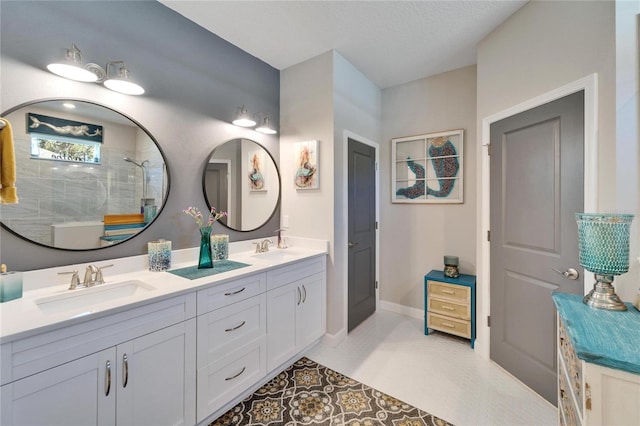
left=35, top=280, right=155, bottom=314
left=250, top=249, right=302, bottom=262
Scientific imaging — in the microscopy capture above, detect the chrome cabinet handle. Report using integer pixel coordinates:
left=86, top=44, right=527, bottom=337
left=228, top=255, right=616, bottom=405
left=553, top=268, right=579, bottom=280
left=348, top=242, right=359, bottom=248
left=225, top=366, right=246, bottom=381
left=224, top=287, right=246, bottom=296
left=297, top=287, right=301, bottom=305
left=105, top=360, right=112, bottom=396
left=122, top=354, right=129, bottom=388
left=225, top=321, right=246, bottom=332
left=302, top=285, right=307, bottom=303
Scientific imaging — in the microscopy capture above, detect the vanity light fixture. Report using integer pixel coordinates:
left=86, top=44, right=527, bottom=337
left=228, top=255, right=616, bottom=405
left=232, top=105, right=257, bottom=127
left=103, top=61, right=145, bottom=95
left=232, top=106, right=277, bottom=134
left=47, top=44, right=145, bottom=95
left=255, top=115, right=277, bottom=134
left=47, top=44, right=99, bottom=82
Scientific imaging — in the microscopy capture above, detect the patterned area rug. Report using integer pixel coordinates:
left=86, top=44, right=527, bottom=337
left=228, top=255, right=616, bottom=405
left=210, top=357, right=453, bottom=426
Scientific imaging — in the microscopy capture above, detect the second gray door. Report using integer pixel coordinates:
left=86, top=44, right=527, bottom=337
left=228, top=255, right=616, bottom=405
left=348, top=138, right=377, bottom=332
left=490, top=91, right=584, bottom=405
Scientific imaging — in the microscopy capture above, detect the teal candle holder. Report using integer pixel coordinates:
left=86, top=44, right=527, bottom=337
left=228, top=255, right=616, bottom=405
left=576, top=213, right=634, bottom=311
left=1, top=271, right=23, bottom=303
left=211, top=234, right=229, bottom=260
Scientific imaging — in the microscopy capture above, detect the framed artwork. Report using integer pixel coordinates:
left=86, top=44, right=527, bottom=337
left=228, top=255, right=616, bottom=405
left=248, top=148, right=267, bottom=191
left=294, top=140, right=319, bottom=190
left=391, top=129, right=463, bottom=204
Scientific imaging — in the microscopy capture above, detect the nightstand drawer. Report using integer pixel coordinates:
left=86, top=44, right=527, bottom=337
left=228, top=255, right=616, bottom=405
left=428, top=281, right=470, bottom=303
left=428, top=298, right=470, bottom=320
left=427, top=312, right=471, bottom=339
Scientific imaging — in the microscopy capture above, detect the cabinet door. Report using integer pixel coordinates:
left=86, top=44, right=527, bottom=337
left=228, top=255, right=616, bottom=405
left=116, top=319, right=196, bottom=426
left=297, top=274, right=326, bottom=350
left=0, top=348, right=116, bottom=426
left=266, top=282, right=298, bottom=371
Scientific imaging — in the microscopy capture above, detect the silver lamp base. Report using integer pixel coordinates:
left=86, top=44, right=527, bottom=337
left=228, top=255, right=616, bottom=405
left=583, top=274, right=627, bottom=311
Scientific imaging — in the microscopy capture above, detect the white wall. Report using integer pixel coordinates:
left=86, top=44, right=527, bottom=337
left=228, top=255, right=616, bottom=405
left=280, top=51, right=336, bottom=332
left=476, top=0, right=620, bottom=357
left=380, top=65, right=478, bottom=310
left=280, top=50, right=381, bottom=338
left=616, top=0, right=640, bottom=301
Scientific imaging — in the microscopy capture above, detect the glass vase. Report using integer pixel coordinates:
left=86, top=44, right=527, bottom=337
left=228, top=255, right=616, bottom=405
left=198, top=226, right=213, bottom=269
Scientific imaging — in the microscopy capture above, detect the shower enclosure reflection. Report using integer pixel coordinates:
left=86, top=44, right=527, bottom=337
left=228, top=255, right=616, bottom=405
left=0, top=99, right=169, bottom=250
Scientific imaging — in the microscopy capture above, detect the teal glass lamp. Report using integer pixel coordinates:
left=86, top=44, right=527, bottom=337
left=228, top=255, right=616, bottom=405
left=576, top=213, right=634, bottom=311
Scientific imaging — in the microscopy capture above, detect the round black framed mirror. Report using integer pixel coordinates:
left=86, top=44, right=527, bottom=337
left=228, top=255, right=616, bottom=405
left=0, top=99, right=169, bottom=250
left=202, top=139, right=280, bottom=232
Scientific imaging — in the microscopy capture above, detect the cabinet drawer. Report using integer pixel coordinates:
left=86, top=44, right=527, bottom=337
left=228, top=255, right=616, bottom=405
left=197, top=273, right=266, bottom=314
left=427, top=281, right=469, bottom=303
left=558, top=363, right=580, bottom=426
left=266, top=256, right=326, bottom=291
left=196, top=337, right=266, bottom=422
left=427, top=312, right=471, bottom=339
left=197, top=294, right=266, bottom=368
left=428, top=297, right=469, bottom=320
left=559, top=319, right=583, bottom=413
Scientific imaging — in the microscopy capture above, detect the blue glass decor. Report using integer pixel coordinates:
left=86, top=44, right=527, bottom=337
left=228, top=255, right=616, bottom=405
left=0, top=270, right=23, bottom=303
left=148, top=239, right=171, bottom=271
left=211, top=234, right=229, bottom=260
left=198, top=226, right=214, bottom=269
left=576, top=213, right=634, bottom=311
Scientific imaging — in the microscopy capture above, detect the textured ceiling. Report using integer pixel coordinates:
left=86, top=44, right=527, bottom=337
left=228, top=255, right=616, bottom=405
left=160, top=0, right=527, bottom=89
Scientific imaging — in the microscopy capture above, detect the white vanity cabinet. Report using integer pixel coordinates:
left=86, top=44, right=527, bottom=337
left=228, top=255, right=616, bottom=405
left=266, top=257, right=326, bottom=371
left=196, top=273, right=267, bottom=422
left=0, top=294, right=196, bottom=426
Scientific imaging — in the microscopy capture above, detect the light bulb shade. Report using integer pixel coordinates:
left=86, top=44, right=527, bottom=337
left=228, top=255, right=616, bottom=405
left=256, top=116, right=277, bottom=134
left=104, top=63, right=144, bottom=95
left=104, top=78, right=145, bottom=95
left=232, top=106, right=256, bottom=127
left=576, top=213, right=634, bottom=275
left=47, top=44, right=98, bottom=82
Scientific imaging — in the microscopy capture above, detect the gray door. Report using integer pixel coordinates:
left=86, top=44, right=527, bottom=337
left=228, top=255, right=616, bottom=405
left=490, top=91, right=584, bottom=405
left=348, top=138, right=377, bottom=332
left=204, top=162, right=229, bottom=215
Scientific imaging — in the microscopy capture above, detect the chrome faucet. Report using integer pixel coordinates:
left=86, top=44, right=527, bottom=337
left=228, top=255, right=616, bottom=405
left=260, top=239, right=273, bottom=252
left=83, top=265, right=98, bottom=286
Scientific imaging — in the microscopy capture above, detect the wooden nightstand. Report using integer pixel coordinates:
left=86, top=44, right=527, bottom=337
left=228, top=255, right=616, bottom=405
left=424, top=269, right=476, bottom=348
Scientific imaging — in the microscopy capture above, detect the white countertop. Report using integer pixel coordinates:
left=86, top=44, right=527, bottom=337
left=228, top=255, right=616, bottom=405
left=0, top=237, right=328, bottom=344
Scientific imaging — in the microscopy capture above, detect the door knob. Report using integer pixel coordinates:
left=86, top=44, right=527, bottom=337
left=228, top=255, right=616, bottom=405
left=553, top=268, right=579, bottom=280
left=348, top=242, right=359, bottom=248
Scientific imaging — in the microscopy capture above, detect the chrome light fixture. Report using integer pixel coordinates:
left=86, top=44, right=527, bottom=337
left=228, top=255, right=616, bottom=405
left=232, top=105, right=257, bottom=127
left=47, top=44, right=99, bottom=82
left=255, top=116, right=277, bottom=134
left=232, top=106, right=277, bottom=134
left=103, top=61, right=145, bottom=95
left=47, top=44, right=144, bottom=95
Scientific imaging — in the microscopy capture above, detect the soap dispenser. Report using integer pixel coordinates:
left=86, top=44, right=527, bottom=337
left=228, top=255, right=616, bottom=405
left=276, top=229, right=287, bottom=249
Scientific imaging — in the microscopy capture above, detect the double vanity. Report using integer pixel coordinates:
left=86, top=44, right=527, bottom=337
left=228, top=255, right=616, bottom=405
left=0, top=238, right=327, bottom=426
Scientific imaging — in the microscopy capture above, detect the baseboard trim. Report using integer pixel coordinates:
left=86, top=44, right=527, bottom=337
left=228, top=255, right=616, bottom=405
left=380, top=300, right=423, bottom=320
left=322, top=327, right=347, bottom=347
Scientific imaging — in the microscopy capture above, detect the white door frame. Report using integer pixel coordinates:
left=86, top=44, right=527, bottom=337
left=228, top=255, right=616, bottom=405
left=342, top=130, right=380, bottom=336
left=476, top=74, right=598, bottom=359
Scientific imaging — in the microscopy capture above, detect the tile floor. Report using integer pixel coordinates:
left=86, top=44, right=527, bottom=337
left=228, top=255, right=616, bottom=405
left=306, top=310, right=558, bottom=426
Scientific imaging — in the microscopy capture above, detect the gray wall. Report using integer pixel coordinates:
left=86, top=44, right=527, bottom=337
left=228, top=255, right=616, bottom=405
left=0, top=1, right=280, bottom=271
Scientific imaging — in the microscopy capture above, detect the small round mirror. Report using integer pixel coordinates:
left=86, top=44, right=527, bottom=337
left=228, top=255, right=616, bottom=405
left=203, top=139, right=280, bottom=232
